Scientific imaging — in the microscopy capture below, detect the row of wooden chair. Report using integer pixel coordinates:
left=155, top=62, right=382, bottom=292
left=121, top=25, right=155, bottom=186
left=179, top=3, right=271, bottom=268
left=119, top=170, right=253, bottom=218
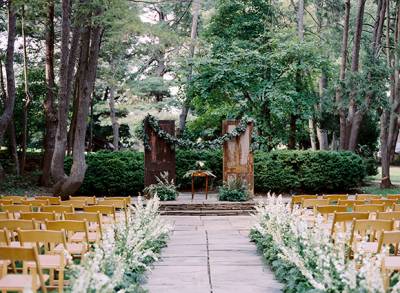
left=0, top=195, right=131, bottom=206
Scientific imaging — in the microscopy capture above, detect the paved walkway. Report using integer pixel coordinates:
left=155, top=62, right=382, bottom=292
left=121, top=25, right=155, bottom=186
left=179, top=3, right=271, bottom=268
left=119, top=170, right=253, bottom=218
left=144, top=216, right=282, bottom=293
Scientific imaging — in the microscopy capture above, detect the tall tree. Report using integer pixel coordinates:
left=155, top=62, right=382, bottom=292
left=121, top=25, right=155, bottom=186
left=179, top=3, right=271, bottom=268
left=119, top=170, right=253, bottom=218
left=20, top=5, right=31, bottom=173
left=53, top=3, right=103, bottom=196
left=40, top=0, right=57, bottom=186
left=0, top=1, right=17, bottom=179
left=50, top=0, right=80, bottom=184
left=178, top=0, right=202, bottom=136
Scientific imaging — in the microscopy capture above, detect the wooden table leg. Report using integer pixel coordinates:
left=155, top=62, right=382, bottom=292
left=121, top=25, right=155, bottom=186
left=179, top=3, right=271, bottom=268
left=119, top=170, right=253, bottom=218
left=205, top=175, right=208, bottom=200
left=192, top=175, right=194, bottom=200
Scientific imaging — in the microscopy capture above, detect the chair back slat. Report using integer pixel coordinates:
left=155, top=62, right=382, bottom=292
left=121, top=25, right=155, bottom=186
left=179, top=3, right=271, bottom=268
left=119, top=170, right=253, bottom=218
left=354, top=204, right=385, bottom=213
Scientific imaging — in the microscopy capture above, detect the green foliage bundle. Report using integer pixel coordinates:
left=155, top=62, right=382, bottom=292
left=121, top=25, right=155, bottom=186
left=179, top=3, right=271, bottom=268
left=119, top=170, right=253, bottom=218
left=143, top=172, right=178, bottom=201
left=218, top=178, right=249, bottom=202
left=64, top=151, right=144, bottom=196
left=254, top=151, right=367, bottom=193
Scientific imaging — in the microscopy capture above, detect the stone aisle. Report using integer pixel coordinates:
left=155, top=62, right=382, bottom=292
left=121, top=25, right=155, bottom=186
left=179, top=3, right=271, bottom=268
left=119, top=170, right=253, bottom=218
left=144, top=216, right=282, bottom=293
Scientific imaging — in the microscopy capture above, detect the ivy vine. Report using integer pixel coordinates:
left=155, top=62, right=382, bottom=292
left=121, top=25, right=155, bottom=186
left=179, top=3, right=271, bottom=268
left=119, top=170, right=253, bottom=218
left=141, top=114, right=252, bottom=151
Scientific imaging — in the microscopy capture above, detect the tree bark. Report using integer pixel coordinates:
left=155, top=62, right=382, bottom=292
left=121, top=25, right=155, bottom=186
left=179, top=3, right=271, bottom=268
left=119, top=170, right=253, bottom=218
left=336, top=0, right=350, bottom=150
left=108, top=85, right=119, bottom=151
left=41, top=0, right=58, bottom=186
left=51, top=0, right=80, bottom=183
left=317, top=73, right=329, bottom=150
left=20, top=5, right=31, bottom=174
left=0, top=1, right=17, bottom=179
left=177, top=0, right=201, bottom=136
left=0, top=1, right=17, bottom=144
left=288, top=114, right=297, bottom=149
left=380, top=1, right=399, bottom=188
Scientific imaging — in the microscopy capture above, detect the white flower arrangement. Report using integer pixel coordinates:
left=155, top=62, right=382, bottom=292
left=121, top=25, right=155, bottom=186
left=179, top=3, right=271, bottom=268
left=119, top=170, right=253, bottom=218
left=70, top=196, right=171, bottom=292
left=252, top=194, right=388, bottom=292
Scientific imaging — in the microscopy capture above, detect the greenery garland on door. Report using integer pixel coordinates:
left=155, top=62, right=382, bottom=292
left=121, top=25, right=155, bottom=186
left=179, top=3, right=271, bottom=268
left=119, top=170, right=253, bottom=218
left=141, top=114, right=252, bottom=151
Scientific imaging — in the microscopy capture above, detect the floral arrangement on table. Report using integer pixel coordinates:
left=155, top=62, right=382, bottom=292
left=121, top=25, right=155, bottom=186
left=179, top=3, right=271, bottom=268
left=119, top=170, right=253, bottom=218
left=69, top=196, right=171, bottom=292
left=218, top=177, right=249, bottom=202
left=183, top=161, right=217, bottom=178
left=250, top=194, right=396, bottom=292
left=143, top=171, right=178, bottom=201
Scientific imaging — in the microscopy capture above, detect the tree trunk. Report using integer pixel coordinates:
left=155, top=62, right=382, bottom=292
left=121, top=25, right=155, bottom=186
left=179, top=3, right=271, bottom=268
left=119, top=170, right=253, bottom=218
left=54, top=16, right=103, bottom=196
left=177, top=0, right=201, bottom=136
left=336, top=0, right=350, bottom=150
left=51, top=0, right=80, bottom=183
left=0, top=58, right=19, bottom=176
left=0, top=1, right=17, bottom=143
left=288, top=114, right=297, bottom=149
left=317, top=73, right=329, bottom=150
left=41, top=0, right=58, bottom=186
left=108, top=85, right=119, bottom=151
left=0, top=2, right=17, bottom=179
left=380, top=1, right=399, bottom=188
left=20, top=5, right=31, bottom=174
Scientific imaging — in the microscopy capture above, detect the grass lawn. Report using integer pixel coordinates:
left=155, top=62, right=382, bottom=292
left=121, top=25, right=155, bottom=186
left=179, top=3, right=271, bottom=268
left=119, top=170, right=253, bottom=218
left=362, top=166, right=400, bottom=195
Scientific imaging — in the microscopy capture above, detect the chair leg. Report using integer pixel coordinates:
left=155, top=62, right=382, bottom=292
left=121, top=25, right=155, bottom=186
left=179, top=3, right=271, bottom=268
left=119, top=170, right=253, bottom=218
left=58, top=269, right=64, bottom=293
left=50, top=268, right=54, bottom=286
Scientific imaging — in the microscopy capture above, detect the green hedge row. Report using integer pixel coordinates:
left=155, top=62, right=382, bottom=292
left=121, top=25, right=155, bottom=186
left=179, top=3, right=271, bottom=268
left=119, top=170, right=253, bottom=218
left=65, top=150, right=367, bottom=195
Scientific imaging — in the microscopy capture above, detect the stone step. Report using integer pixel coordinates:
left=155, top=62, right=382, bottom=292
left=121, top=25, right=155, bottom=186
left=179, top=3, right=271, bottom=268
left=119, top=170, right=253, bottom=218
left=160, top=209, right=255, bottom=216
left=160, top=202, right=256, bottom=211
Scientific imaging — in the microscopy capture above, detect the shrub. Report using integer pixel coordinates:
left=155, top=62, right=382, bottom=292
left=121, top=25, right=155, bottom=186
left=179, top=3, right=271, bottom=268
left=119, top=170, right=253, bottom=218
left=218, top=178, right=248, bottom=202
left=64, top=151, right=144, bottom=196
left=143, top=172, right=178, bottom=201
left=254, top=150, right=367, bottom=193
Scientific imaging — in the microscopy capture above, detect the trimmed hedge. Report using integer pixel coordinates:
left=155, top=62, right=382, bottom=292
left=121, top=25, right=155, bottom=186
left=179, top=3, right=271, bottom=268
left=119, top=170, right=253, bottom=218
left=65, top=150, right=366, bottom=195
left=254, top=150, right=367, bottom=193
left=64, top=151, right=144, bottom=196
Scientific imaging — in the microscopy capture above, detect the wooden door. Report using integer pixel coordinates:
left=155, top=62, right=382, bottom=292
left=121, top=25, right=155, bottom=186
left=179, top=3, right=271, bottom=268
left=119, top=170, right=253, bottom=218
left=222, top=120, right=254, bottom=196
left=144, top=120, right=176, bottom=186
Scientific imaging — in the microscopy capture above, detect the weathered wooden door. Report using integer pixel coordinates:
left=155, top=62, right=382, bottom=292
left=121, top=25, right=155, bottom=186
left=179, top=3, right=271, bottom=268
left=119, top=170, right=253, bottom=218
left=222, top=120, right=254, bottom=196
left=144, top=120, right=176, bottom=186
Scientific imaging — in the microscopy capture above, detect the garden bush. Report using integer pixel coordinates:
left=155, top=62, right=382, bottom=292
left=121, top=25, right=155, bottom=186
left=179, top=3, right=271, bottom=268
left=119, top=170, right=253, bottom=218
left=254, top=150, right=367, bottom=193
left=143, top=172, right=178, bottom=201
left=64, top=151, right=144, bottom=196
left=218, top=178, right=249, bottom=202
left=65, top=149, right=366, bottom=195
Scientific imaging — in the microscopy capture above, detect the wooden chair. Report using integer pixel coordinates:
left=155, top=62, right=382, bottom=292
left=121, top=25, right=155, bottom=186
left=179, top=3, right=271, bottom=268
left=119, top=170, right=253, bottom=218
left=1, top=205, right=32, bottom=219
left=322, top=194, right=348, bottom=203
left=337, top=199, right=366, bottom=208
left=64, top=212, right=102, bottom=242
left=101, top=196, right=131, bottom=206
left=353, top=204, right=385, bottom=213
left=377, top=231, right=400, bottom=289
left=1, top=196, right=26, bottom=204
left=370, top=199, right=397, bottom=210
left=83, top=205, right=116, bottom=223
left=45, top=220, right=89, bottom=257
left=350, top=219, right=394, bottom=254
left=35, top=196, right=61, bottom=205
left=387, top=195, right=400, bottom=201
left=20, top=212, right=57, bottom=222
left=98, top=200, right=128, bottom=222
left=393, top=204, right=400, bottom=212
left=291, top=195, right=318, bottom=208
left=377, top=211, right=400, bottom=229
left=0, top=246, right=47, bottom=293
left=316, top=205, right=347, bottom=221
left=355, top=194, right=381, bottom=201
left=60, top=200, right=87, bottom=209
left=0, top=213, right=10, bottom=220
left=0, top=220, right=37, bottom=247
left=0, top=200, right=13, bottom=206
left=18, top=230, right=68, bottom=293
left=330, top=212, right=369, bottom=236
left=41, top=205, right=74, bottom=217
left=68, top=196, right=97, bottom=205
left=22, top=199, right=50, bottom=207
